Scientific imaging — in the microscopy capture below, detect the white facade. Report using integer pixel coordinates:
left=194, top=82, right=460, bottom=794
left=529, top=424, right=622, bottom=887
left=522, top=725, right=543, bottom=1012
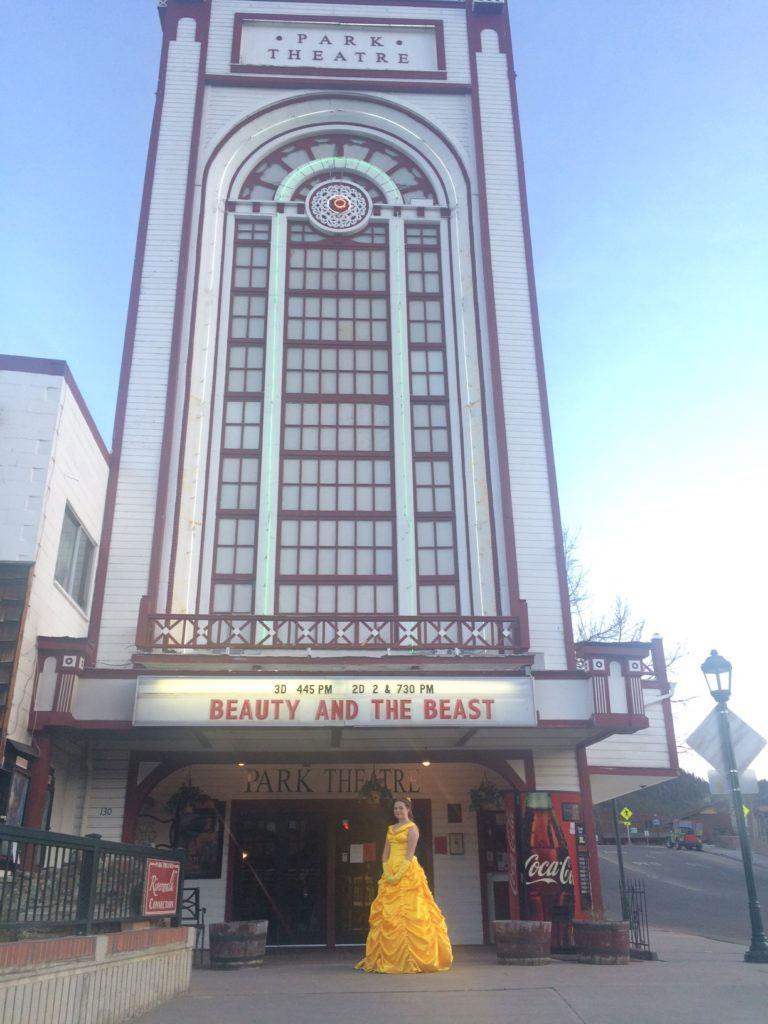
left=96, top=2, right=569, bottom=671
left=18, top=0, right=678, bottom=947
left=0, top=359, right=109, bottom=747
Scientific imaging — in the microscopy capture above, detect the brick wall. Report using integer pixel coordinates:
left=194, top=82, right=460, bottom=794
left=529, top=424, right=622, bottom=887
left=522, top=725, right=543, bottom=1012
left=0, top=936, right=95, bottom=972
left=0, top=928, right=192, bottom=1024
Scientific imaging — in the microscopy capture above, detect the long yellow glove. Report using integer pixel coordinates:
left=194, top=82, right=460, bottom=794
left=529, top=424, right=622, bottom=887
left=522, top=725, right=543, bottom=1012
left=384, top=858, right=413, bottom=884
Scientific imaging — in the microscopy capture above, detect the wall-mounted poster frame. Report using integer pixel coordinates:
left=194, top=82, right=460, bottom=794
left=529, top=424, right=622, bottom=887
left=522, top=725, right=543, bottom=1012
left=447, top=803, right=463, bottom=823
left=178, top=798, right=226, bottom=880
left=448, top=832, right=464, bottom=856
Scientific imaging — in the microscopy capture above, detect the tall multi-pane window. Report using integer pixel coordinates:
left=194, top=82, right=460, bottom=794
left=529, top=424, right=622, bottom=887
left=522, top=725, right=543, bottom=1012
left=406, top=223, right=459, bottom=614
left=276, top=221, right=396, bottom=615
left=204, top=136, right=470, bottom=618
left=212, top=219, right=270, bottom=613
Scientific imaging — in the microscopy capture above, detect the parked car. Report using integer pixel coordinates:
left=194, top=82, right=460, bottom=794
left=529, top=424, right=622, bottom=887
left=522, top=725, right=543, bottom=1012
left=667, top=830, right=703, bottom=851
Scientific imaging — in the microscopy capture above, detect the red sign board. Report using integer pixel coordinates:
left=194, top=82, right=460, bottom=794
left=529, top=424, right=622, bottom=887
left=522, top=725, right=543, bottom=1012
left=362, top=842, right=377, bottom=863
left=143, top=858, right=180, bottom=916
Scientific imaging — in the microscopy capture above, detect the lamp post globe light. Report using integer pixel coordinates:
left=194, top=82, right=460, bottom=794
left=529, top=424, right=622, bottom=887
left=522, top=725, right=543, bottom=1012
left=700, top=650, right=768, bottom=963
left=700, top=649, right=732, bottom=702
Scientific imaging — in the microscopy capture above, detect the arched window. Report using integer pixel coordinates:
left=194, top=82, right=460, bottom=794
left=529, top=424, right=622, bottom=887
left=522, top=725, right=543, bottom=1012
left=240, top=134, right=437, bottom=205
left=207, top=133, right=464, bottom=619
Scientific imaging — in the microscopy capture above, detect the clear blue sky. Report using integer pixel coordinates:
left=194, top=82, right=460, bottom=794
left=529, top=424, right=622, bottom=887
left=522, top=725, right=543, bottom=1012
left=1, top=2, right=766, bottom=775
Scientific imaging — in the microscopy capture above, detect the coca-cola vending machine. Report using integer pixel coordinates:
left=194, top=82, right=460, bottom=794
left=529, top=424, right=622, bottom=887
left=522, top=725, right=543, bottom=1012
left=520, top=792, right=575, bottom=950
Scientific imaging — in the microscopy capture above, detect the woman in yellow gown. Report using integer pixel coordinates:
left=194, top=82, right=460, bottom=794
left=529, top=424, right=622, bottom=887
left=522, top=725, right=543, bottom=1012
left=356, top=797, right=453, bottom=973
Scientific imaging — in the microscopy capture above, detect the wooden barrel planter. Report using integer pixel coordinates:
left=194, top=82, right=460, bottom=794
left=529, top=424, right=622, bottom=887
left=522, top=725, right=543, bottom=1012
left=209, top=921, right=268, bottom=969
left=573, top=920, right=629, bottom=965
left=493, top=920, right=552, bottom=965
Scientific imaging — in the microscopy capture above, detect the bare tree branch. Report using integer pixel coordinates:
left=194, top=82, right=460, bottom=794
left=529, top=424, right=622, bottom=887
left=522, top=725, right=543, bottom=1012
left=562, top=527, right=593, bottom=643
left=563, top=528, right=680, bottom=668
left=661, top=639, right=686, bottom=671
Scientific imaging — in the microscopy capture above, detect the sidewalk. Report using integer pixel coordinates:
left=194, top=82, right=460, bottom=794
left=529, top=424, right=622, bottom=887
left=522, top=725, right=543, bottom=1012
left=133, top=931, right=768, bottom=1024
left=703, top=844, right=768, bottom=869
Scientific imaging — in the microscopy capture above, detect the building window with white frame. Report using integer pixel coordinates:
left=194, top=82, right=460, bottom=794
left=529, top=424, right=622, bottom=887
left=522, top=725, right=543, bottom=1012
left=54, top=504, right=95, bottom=611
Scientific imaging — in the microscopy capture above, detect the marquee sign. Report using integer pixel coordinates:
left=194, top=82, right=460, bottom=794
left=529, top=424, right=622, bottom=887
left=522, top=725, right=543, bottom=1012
left=233, top=17, right=446, bottom=78
left=134, top=676, right=535, bottom=729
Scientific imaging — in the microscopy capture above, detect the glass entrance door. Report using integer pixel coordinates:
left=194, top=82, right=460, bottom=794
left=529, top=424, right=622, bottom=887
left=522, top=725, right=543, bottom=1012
left=231, top=807, right=326, bottom=945
left=333, top=804, right=387, bottom=944
left=229, top=798, right=433, bottom=946
left=333, top=798, right=433, bottom=945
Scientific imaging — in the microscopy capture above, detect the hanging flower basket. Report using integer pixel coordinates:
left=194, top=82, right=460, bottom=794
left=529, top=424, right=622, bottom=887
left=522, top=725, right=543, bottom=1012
left=165, top=782, right=209, bottom=819
left=358, top=777, right=393, bottom=806
left=165, top=782, right=216, bottom=849
left=469, top=777, right=503, bottom=812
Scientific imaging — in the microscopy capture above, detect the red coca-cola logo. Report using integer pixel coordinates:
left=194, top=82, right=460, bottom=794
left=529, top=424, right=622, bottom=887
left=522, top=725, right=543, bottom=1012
left=524, top=853, right=573, bottom=886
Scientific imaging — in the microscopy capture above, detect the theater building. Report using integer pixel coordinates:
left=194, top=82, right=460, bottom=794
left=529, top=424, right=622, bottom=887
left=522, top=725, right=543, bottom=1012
left=20, top=0, right=679, bottom=947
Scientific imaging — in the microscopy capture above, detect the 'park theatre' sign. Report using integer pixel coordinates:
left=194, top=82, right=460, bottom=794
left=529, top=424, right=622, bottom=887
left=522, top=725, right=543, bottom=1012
left=234, top=17, right=445, bottom=77
left=134, top=676, right=535, bottom=729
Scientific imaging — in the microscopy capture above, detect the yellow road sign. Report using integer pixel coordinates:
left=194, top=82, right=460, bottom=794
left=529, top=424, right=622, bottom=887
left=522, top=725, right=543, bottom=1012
left=620, top=807, right=633, bottom=822
left=743, top=804, right=750, bottom=817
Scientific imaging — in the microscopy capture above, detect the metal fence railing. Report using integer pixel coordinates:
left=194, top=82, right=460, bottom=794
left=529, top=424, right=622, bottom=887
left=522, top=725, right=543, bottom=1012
left=0, top=825, right=184, bottom=938
left=623, top=876, right=655, bottom=960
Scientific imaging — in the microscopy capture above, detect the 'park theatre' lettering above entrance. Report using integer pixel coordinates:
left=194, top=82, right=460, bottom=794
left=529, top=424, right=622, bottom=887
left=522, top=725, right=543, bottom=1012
left=234, top=17, right=446, bottom=78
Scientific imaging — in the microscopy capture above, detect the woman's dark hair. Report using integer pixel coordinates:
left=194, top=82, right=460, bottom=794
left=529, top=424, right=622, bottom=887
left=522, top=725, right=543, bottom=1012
left=392, top=796, right=414, bottom=821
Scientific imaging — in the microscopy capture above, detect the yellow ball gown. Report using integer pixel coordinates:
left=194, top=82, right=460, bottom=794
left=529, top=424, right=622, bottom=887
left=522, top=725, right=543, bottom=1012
left=355, top=821, right=453, bottom=973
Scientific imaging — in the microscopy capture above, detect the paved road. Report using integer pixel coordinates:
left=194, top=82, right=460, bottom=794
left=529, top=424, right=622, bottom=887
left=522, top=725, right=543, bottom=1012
left=598, top=844, right=768, bottom=944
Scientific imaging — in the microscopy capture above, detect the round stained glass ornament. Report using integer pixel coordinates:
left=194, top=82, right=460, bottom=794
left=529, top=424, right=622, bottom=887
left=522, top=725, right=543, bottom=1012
left=306, top=180, right=373, bottom=236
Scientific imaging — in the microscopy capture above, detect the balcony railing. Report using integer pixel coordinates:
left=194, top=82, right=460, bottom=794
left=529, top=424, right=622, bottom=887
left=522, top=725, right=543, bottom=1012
left=138, top=611, right=527, bottom=655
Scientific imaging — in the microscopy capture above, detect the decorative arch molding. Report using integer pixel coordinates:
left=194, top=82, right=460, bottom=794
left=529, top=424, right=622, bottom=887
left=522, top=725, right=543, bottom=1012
left=208, top=93, right=466, bottom=210
left=238, top=131, right=439, bottom=206
left=175, top=18, right=197, bottom=43
left=157, top=91, right=520, bottom=637
left=273, top=156, right=403, bottom=205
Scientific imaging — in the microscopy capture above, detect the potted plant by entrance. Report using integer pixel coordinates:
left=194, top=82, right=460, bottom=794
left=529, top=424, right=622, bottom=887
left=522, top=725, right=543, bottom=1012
left=573, top=913, right=630, bottom=965
left=493, top=919, right=552, bottom=965
left=209, top=920, right=268, bottom=969
left=469, top=776, right=503, bottom=812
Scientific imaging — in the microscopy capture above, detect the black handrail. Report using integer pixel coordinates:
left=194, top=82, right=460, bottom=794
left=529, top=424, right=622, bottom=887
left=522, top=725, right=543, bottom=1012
left=0, top=825, right=185, bottom=938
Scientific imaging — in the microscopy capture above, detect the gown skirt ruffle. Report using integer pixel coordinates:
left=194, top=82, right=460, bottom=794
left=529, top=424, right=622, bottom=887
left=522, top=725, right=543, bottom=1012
left=355, top=824, right=453, bottom=974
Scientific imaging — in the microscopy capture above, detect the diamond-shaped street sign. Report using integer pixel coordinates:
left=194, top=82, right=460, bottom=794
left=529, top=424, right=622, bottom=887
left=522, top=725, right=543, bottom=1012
left=743, top=805, right=750, bottom=818
left=620, top=807, right=633, bottom=822
left=687, top=707, right=766, bottom=776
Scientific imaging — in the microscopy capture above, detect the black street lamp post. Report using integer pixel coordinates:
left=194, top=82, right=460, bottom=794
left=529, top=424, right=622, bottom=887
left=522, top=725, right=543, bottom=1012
left=701, top=650, right=768, bottom=963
